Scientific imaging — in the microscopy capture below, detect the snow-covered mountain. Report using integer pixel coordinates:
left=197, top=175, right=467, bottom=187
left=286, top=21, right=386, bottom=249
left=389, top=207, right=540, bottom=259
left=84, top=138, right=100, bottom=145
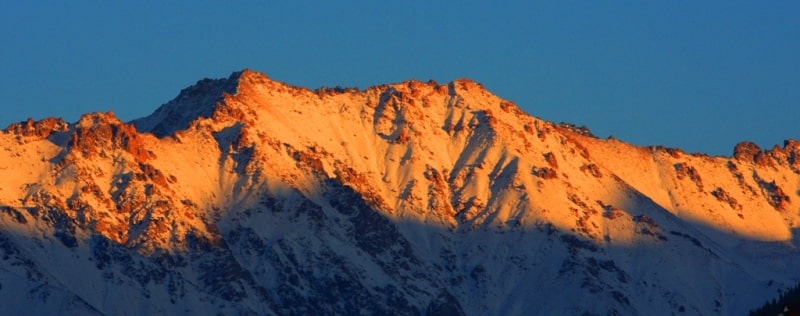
left=1, top=69, right=799, bottom=315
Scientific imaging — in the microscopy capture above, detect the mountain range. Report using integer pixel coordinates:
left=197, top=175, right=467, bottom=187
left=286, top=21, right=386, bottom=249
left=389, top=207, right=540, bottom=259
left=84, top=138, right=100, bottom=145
left=1, top=69, right=799, bottom=315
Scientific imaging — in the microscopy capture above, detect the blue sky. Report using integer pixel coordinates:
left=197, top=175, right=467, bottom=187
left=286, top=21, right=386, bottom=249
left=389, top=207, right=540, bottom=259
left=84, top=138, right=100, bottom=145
left=2, top=1, right=798, bottom=156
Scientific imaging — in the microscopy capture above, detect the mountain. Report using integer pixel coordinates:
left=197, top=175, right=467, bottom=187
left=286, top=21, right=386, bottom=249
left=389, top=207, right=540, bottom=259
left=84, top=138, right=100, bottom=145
left=1, top=69, right=799, bottom=315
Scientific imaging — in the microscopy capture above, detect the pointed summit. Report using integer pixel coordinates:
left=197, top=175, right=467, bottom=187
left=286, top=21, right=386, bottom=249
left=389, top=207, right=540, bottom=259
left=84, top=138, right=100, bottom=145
left=130, top=70, right=261, bottom=137
left=236, top=68, right=271, bottom=84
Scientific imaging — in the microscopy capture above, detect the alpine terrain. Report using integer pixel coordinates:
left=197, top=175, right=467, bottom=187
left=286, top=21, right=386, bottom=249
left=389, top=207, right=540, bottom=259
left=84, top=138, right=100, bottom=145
left=1, top=69, right=799, bottom=315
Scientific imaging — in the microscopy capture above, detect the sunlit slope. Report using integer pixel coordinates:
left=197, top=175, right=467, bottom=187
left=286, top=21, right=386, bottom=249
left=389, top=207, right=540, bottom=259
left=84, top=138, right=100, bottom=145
left=572, top=134, right=799, bottom=242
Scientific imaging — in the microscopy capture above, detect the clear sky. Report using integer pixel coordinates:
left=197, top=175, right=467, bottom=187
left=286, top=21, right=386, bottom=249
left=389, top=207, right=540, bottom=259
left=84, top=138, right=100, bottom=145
left=2, top=1, right=798, bottom=156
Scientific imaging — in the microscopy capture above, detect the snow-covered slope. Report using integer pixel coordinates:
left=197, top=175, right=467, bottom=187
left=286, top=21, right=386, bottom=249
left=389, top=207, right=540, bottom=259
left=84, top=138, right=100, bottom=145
left=2, top=69, right=799, bottom=315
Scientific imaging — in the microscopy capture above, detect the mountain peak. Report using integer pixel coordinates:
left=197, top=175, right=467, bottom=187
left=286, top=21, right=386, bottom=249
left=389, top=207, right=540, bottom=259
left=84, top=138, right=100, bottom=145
left=130, top=69, right=511, bottom=139
left=130, top=71, right=243, bottom=137
left=236, top=68, right=269, bottom=82
left=3, top=69, right=800, bottom=314
left=131, top=69, right=295, bottom=137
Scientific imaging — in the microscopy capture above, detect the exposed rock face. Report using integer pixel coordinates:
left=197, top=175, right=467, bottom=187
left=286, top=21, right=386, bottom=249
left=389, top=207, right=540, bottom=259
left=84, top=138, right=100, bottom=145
left=1, top=69, right=800, bottom=315
left=5, top=117, right=69, bottom=139
left=733, top=141, right=763, bottom=161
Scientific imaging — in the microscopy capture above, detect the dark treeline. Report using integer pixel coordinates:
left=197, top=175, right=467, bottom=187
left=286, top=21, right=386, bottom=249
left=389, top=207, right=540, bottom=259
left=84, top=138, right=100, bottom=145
left=750, top=283, right=800, bottom=315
